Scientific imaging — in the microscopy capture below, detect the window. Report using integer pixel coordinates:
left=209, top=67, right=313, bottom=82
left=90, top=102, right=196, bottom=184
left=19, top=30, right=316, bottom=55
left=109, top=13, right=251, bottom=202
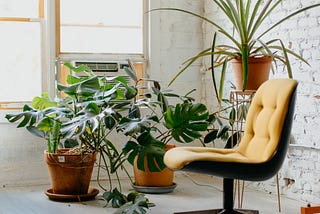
left=0, top=0, right=44, bottom=109
left=0, top=0, right=147, bottom=112
left=56, top=0, right=147, bottom=98
left=57, top=0, right=144, bottom=54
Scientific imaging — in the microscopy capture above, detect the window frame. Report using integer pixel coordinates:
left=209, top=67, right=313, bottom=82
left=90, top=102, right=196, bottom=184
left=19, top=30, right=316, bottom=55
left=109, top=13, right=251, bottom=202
left=0, top=0, right=149, bottom=118
left=0, top=0, right=46, bottom=111
left=54, top=0, right=149, bottom=100
left=55, top=0, right=148, bottom=61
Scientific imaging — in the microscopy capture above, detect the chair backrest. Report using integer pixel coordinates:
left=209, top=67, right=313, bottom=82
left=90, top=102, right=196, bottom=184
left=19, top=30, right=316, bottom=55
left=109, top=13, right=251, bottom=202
left=236, top=79, right=298, bottom=162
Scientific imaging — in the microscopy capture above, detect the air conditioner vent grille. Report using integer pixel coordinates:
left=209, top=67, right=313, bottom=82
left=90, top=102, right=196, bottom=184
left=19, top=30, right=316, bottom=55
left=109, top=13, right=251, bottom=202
left=75, top=62, right=119, bottom=72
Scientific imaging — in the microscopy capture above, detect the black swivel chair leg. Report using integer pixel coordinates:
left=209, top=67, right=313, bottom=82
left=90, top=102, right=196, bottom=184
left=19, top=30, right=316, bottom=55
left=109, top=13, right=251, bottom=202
left=218, top=178, right=258, bottom=214
left=218, top=178, right=242, bottom=214
left=174, top=178, right=258, bottom=214
left=223, top=178, right=234, bottom=211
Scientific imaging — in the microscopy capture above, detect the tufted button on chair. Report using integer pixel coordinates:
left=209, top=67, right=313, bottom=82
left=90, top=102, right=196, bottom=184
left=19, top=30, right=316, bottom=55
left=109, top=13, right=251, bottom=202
left=164, top=79, right=298, bottom=214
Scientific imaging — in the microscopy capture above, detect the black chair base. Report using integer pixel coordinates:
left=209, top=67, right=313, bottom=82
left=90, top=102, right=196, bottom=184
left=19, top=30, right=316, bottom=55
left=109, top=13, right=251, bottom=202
left=174, top=179, right=259, bottom=214
left=174, top=209, right=258, bottom=214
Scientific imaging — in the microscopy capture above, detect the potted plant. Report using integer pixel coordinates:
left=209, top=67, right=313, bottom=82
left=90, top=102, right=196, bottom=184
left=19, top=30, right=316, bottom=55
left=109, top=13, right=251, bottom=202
left=5, top=62, right=135, bottom=196
left=115, top=68, right=212, bottom=193
left=154, top=1, right=320, bottom=100
left=4, top=93, right=97, bottom=197
left=5, top=62, right=156, bottom=212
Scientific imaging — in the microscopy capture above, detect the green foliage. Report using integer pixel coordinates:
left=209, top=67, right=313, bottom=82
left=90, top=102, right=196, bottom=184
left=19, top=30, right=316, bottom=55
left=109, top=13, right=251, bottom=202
left=164, top=103, right=209, bottom=143
left=122, top=131, right=166, bottom=172
left=102, top=188, right=154, bottom=214
left=154, top=1, right=320, bottom=99
left=32, top=92, right=57, bottom=110
left=5, top=104, right=73, bottom=153
left=115, top=193, right=155, bottom=214
left=103, top=188, right=128, bottom=208
left=6, top=60, right=156, bottom=212
left=117, top=78, right=210, bottom=172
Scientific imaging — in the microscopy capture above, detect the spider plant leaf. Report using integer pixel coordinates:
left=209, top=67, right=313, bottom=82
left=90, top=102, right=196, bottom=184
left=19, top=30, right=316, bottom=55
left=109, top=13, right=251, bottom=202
left=211, top=33, right=219, bottom=103
left=152, top=7, right=240, bottom=50
left=225, top=0, right=245, bottom=41
left=244, top=0, right=251, bottom=24
left=258, top=3, right=320, bottom=40
left=247, top=0, right=262, bottom=35
left=278, top=40, right=292, bottom=78
left=237, top=0, right=248, bottom=42
left=169, top=49, right=208, bottom=86
left=241, top=44, right=249, bottom=90
left=267, top=45, right=309, bottom=66
left=181, top=48, right=210, bottom=65
left=248, top=0, right=274, bottom=40
left=215, top=0, right=238, bottom=32
left=218, top=59, right=227, bottom=102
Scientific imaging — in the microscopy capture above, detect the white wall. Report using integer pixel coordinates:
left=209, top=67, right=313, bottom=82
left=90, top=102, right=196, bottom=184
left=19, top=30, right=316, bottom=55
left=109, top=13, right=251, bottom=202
left=149, top=0, right=204, bottom=98
left=0, top=123, right=49, bottom=187
left=203, top=0, right=320, bottom=204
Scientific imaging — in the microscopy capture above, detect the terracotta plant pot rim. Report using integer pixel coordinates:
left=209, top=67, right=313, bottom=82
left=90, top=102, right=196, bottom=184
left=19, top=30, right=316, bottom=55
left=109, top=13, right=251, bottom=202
left=44, top=149, right=96, bottom=166
left=44, top=148, right=96, bottom=156
left=231, top=56, right=272, bottom=64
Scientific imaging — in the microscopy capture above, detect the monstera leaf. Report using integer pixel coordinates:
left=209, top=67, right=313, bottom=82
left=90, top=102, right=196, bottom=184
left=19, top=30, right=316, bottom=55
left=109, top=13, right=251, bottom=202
left=164, top=102, right=209, bottom=143
left=5, top=105, right=72, bottom=135
left=117, top=115, right=159, bottom=136
left=122, top=131, right=166, bottom=172
left=61, top=103, right=114, bottom=140
left=5, top=105, right=43, bottom=128
left=57, top=76, right=100, bottom=97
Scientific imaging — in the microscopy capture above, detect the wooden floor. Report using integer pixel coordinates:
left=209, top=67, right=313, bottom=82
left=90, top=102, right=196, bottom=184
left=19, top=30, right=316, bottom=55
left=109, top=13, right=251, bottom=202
left=0, top=173, right=303, bottom=214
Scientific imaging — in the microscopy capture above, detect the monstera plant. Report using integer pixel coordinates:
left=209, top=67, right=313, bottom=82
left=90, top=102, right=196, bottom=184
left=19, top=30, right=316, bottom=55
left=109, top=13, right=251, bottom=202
left=115, top=68, right=211, bottom=189
left=6, top=62, right=155, bottom=213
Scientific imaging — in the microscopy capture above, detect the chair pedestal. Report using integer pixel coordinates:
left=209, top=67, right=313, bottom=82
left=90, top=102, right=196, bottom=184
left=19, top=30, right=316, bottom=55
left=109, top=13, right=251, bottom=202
left=174, top=179, right=258, bottom=214
left=174, top=210, right=253, bottom=214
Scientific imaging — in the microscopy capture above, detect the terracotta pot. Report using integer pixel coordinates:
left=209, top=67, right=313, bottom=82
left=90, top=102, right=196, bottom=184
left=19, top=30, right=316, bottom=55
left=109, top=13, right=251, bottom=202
left=133, top=144, right=175, bottom=187
left=44, top=149, right=96, bottom=195
left=231, top=56, right=272, bottom=90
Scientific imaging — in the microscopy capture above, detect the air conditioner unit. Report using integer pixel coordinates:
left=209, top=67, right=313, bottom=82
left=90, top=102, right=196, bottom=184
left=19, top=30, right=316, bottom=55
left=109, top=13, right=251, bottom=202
left=71, top=60, right=134, bottom=85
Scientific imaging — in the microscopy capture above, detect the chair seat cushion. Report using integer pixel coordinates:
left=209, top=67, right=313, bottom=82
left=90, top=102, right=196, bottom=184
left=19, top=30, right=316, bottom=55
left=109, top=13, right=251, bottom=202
left=164, top=147, right=264, bottom=170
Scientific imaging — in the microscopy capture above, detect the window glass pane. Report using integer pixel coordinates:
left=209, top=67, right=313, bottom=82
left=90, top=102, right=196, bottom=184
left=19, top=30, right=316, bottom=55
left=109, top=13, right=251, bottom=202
left=60, top=0, right=143, bottom=54
left=0, top=0, right=39, bottom=18
left=0, top=22, right=42, bottom=102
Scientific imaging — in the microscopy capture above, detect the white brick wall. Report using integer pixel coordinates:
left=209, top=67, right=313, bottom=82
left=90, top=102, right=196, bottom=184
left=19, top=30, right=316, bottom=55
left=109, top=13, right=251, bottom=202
left=202, top=0, right=320, bottom=204
left=149, top=0, right=203, bottom=98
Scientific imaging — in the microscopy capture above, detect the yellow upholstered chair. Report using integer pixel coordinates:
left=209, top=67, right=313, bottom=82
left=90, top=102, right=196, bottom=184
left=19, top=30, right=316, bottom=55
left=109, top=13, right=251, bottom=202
left=164, top=79, right=298, bottom=214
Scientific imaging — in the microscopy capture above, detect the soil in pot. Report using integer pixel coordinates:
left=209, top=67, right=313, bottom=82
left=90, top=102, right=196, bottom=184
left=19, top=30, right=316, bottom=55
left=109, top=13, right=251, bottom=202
left=44, top=148, right=96, bottom=195
left=231, top=56, right=272, bottom=90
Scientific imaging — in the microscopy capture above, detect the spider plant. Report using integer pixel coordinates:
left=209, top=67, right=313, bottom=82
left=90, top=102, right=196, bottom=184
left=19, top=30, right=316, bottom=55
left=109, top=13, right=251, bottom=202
left=154, top=0, right=320, bottom=100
